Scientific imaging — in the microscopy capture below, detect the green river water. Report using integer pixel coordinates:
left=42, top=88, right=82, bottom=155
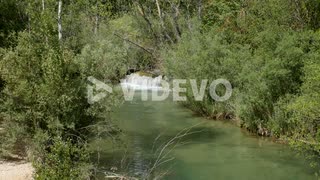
left=94, top=91, right=316, bottom=180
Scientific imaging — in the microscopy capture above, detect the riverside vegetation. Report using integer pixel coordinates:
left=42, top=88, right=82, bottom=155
left=0, top=0, right=320, bottom=179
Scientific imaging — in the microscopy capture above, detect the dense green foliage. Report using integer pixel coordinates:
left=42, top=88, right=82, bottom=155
left=33, top=137, right=91, bottom=179
left=0, top=0, right=127, bottom=178
left=164, top=0, right=320, bottom=174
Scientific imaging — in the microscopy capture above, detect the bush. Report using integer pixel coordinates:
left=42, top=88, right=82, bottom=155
left=33, top=136, right=91, bottom=180
left=163, top=18, right=315, bottom=135
left=0, top=32, right=103, bottom=175
left=272, top=44, right=320, bottom=171
left=163, top=29, right=246, bottom=118
left=77, top=15, right=157, bottom=83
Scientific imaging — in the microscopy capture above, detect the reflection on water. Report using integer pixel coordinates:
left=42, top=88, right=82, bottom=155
left=93, top=92, right=315, bottom=180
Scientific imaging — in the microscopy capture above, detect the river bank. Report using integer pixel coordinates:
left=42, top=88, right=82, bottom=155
left=177, top=98, right=295, bottom=145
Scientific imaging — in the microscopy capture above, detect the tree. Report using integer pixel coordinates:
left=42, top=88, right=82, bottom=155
left=58, top=1, right=62, bottom=41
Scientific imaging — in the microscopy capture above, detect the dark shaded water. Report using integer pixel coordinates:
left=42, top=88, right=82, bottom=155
left=93, top=92, right=315, bottom=179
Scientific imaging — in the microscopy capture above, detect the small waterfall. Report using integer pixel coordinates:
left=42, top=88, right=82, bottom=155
left=121, top=73, right=163, bottom=90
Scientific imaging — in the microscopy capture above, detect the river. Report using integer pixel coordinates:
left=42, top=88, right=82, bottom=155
left=92, top=90, right=315, bottom=180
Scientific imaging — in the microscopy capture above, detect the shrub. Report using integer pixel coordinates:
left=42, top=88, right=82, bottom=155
left=33, top=136, right=91, bottom=180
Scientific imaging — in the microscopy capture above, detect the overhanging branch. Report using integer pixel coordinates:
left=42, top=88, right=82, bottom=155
left=113, top=33, right=154, bottom=56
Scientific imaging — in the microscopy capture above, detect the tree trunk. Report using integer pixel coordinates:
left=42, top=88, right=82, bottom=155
left=58, top=0, right=62, bottom=41
left=94, top=14, right=99, bottom=34
left=156, top=0, right=174, bottom=43
left=27, top=2, right=31, bottom=34
left=186, top=4, right=192, bottom=31
left=155, top=0, right=163, bottom=26
left=170, top=3, right=181, bottom=41
left=42, top=0, right=45, bottom=11
left=94, top=2, right=99, bottom=35
left=94, top=15, right=99, bottom=35
left=198, top=0, right=202, bottom=20
left=42, top=0, right=48, bottom=43
left=135, top=2, right=158, bottom=41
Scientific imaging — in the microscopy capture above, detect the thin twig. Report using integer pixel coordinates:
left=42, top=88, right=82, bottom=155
left=113, top=33, right=154, bottom=56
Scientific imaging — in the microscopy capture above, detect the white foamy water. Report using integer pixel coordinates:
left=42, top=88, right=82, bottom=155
left=120, top=73, right=163, bottom=90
